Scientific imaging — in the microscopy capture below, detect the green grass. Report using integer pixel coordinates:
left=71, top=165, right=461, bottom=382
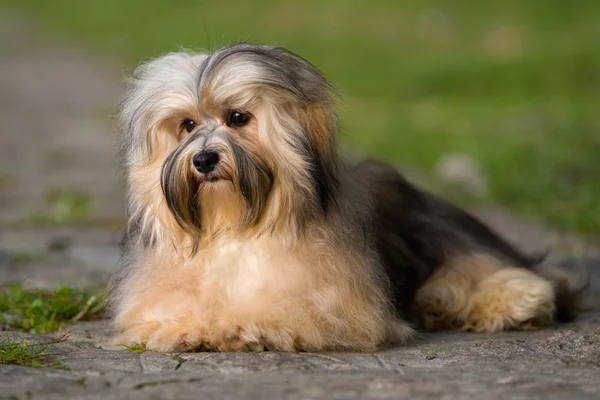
left=0, top=286, right=105, bottom=369
left=0, top=336, right=68, bottom=369
left=2, top=0, right=598, bottom=233
left=0, top=338, right=47, bottom=368
left=122, top=343, right=147, bottom=353
left=0, top=285, right=106, bottom=334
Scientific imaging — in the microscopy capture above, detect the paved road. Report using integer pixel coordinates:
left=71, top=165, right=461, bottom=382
left=0, top=11, right=599, bottom=400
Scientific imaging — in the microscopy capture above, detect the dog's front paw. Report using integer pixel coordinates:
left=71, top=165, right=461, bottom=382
left=208, top=324, right=266, bottom=352
left=115, top=321, right=207, bottom=352
left=145, top=324, right=207, bottom=352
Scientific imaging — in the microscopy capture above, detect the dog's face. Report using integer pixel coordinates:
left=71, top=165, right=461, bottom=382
left=121, top=44, right=340, bottom=246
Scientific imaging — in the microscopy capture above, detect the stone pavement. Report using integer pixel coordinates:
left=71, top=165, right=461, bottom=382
left=1, top=314, right=599, bottom=400
left=0, top=11, right=599, bottom=400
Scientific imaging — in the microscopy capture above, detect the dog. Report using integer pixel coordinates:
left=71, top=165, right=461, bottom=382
left=109, top=43, right=582, bottom=352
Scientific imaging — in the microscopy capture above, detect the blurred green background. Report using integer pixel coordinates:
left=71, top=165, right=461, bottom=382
left=3, top=0, right=599, bottom=233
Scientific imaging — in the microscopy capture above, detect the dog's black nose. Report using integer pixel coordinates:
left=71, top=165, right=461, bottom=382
left=193, top=151, right=220, bottom=173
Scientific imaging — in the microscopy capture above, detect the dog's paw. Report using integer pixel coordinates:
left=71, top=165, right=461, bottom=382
left=464, top=268, right=555, bottom=332
left=208, top=324, right=266, bottom=352
left=145, top=324, right=207, bottom=352
left=115, top=321, right=207, bottom=352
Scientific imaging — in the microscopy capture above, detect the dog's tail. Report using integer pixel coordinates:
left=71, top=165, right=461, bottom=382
left=535, top=258, right=593, bottom=322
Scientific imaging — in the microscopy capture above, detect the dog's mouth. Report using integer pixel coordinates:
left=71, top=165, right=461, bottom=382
left=193, top=170, right=230, bottom=185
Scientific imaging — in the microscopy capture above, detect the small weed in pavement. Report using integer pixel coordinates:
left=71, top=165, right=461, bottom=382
left=0, top=334, right=68, bottom=368
left=0, top=284, right=106, bottom=334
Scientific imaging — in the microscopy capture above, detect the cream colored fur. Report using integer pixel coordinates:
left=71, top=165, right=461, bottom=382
left=113, top=216, right=412, bottom=352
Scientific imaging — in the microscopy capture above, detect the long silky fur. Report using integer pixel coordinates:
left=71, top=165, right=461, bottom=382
left=109, top=43, right=585, bottom=353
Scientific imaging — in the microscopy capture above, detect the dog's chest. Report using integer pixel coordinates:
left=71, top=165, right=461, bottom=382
left=194, top=239, right=292, bottom=303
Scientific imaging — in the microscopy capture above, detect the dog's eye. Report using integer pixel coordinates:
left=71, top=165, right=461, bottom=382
left=227, top=111, right=250, bottom=127
left=181, top=119, right=196, bottom=133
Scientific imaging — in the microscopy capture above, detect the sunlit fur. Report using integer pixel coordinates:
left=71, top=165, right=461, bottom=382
left=110, top=43, right=585, bottom=352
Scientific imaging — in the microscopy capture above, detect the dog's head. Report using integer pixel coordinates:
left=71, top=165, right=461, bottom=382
left=121, top=43, right=340, bottom=247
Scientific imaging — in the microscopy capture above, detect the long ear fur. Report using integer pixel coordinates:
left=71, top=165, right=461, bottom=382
left=302, top=102, right=340, bottom=213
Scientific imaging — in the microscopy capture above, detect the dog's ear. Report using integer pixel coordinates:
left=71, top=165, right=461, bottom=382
left=120, top=52, right=208, bottom=165
left=302, top=102, right=340, bottom=213
left=304, top=102, right=336, bottom=155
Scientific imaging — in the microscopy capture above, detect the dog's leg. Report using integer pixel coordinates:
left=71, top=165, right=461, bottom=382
left=112, top=296, right=210, bottom=352
left=414, top=254, right=498, bottom=330
left=111, top=256, right=213, bottom=352
left=115, top=318, right=208, bottom=352
left=415, top=254, right=555, bottom=331
left=464, top=267, right=555, bottom=331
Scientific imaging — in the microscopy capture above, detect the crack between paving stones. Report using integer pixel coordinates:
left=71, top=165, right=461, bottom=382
left=170, top=353, right=223, bottom=373
left=133, top=377, right=203, bottom=390
left=170, top=353, right=188, bottom=371
left=372, top=354, right=405, bottom=376
left=116, top=375, right=130, bottom=386
left=306, top=353, right=349, bottom=367
left=372, top=354, right=387, bottom=369
left=137, top=353, right=144, bottom=373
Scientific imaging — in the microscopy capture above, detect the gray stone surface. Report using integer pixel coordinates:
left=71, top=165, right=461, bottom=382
left=0, top=10, right=599, bottom=400
left=2, top=316, right=599, bottom=399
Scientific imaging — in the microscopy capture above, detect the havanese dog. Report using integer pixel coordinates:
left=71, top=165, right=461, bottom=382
left=110, top=43, right=583, bottom=352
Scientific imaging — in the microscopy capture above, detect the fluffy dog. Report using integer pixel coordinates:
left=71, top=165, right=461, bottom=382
left=110, top=43, right=581, bottom=352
